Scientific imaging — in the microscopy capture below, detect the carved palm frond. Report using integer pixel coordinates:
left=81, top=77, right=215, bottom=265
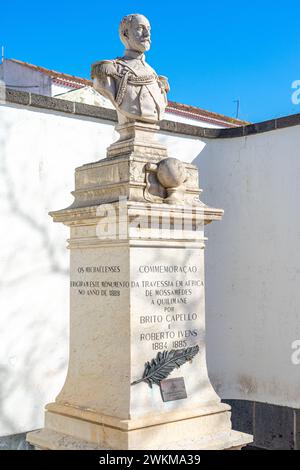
left=131, top=346, right=199, bottom=388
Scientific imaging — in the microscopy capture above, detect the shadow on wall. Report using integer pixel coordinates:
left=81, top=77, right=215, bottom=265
left=191, top=128, right=300, bottom=416
left=0, top=114, right=69, bottom=436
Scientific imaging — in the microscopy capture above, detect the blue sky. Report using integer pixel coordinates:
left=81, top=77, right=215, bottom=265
left=2, top=0, right=300, bottom=123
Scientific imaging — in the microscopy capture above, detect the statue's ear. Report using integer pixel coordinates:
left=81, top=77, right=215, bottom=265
left=123, top=28, right=129, bottom=38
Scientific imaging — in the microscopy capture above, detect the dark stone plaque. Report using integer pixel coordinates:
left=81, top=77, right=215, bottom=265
left=160, top=377, right=187, bottom=402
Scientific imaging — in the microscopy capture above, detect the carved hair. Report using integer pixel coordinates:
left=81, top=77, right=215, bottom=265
left=119, top=14, right=149, bottom=46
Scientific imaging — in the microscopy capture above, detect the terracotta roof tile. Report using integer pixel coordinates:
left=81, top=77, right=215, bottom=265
left=167, top=100, right=248, bottom=126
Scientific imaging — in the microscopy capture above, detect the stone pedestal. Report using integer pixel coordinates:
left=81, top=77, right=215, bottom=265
left=27, top=127, right=252, bottom=450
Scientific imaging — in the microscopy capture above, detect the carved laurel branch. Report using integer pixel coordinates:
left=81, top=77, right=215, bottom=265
left=131, top=345, right=199, bottom=388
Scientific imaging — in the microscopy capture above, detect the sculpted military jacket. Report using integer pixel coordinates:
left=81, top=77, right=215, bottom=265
left=91, top=53, right=169, bottom=123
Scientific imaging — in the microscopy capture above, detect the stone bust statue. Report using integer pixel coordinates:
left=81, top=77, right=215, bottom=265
left=91, top=14, right=169, bottom=125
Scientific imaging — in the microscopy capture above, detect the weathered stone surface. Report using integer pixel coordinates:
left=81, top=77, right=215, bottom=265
left=30, top=93, right=74, bottom=114
left=92, top=14, right=169, bottom=125
left=243, top=120, right=276, bottom=135
left=223, top=399, right=254, bottom=435
left=255, top=402, right=294, bottom=450
left=295, top=409, right=300, bottom=450
left=27, top=174, right=248, bottom=449
left=28, top=409, right=252, bottom=450
left=5, top=89, right=30, bottom=106
left=157, top=158, right=187, bottom=189
left=74, top=102, right=116, bottom=121
left=0, top=433, right=34, bottom=450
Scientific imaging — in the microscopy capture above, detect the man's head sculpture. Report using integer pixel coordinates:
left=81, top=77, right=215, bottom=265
left=91, top=13, right=169, bottom=124
left=119, top=14, right=151, bottom=53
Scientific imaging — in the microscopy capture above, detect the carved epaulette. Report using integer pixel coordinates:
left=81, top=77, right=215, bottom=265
left=91, top=60, right=118, bottom=79
left=158, top=75, right=170, bottom=93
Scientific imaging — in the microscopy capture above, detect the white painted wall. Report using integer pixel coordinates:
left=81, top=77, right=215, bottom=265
left=1, top=100, right=300, bottom=437
left=196, top=127, right=300, bottom=409
left=0, top=103, right=204, bottom=435
left=0, top=60, right=52, bottom=96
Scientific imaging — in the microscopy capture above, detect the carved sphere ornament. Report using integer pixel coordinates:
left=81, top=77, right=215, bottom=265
left=157, top=158, right=187, bottom=189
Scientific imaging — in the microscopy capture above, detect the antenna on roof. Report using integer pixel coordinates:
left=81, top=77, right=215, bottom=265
left=233, top=99, right=240, bottom=119
left=1, top=46, right=4, bottom=63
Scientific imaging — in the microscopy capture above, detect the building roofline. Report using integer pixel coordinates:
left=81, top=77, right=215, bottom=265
left=7, top=58, right=90, bottom=87
left=5, top=58, right=248, bottom=127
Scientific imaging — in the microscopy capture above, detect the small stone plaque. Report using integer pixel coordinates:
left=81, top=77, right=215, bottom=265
left=160, top=377, right=187, bottom=402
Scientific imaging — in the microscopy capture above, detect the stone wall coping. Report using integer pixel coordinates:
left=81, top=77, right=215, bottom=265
left=4, top=88, right=300, bottom=139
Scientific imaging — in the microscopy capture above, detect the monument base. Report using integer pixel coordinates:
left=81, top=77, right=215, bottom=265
left=27, top=403, right=252, bottom=450
left=27, top=137, right=252, bottom=451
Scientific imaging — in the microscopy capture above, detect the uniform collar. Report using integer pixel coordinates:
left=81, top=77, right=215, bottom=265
left=123, top=49, right=146, bottom=62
